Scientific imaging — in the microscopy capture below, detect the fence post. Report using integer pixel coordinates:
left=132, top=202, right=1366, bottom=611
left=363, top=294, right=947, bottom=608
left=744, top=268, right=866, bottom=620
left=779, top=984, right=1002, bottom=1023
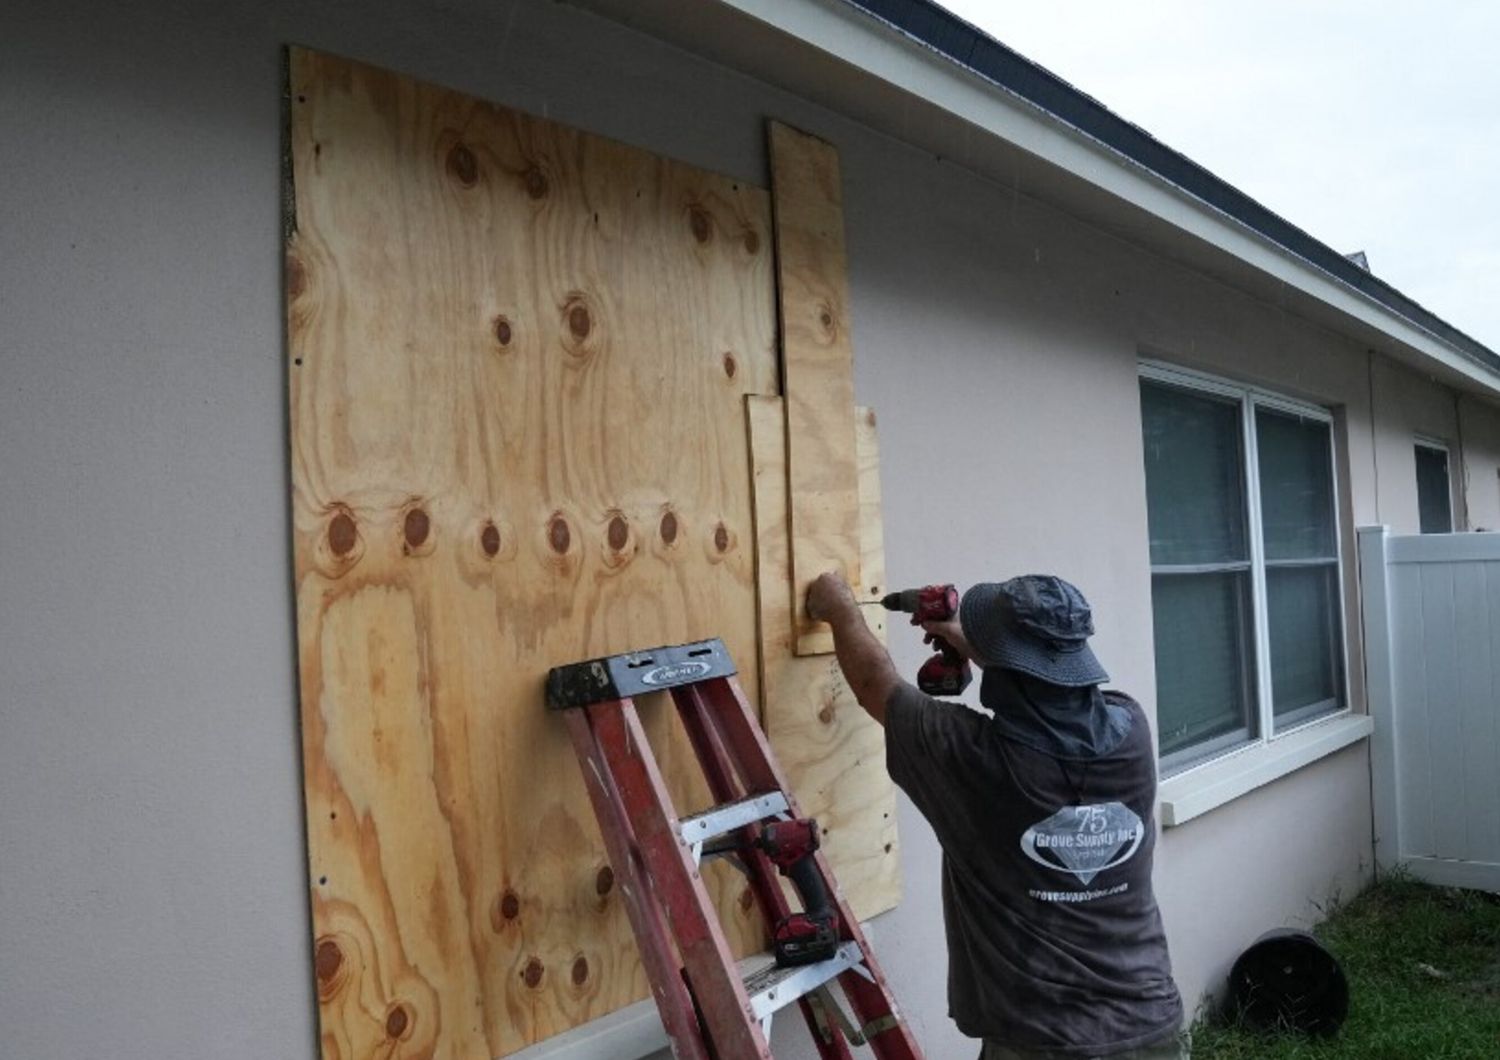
left=1357, top=525, right=1400, bottom=876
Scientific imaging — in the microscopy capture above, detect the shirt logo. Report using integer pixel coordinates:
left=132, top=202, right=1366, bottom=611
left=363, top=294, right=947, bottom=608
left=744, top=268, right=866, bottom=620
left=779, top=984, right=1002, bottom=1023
left=1019, top=802, right=1144, bottom=885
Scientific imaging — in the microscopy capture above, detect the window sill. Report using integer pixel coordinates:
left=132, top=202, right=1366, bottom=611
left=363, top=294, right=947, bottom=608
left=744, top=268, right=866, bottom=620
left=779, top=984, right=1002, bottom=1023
left=1159, top=713, right=1373, bottom=827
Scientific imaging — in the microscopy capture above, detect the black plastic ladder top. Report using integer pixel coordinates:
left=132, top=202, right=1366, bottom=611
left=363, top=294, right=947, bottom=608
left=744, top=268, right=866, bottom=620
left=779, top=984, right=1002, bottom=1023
left=545, top=639, right=738, bottom=710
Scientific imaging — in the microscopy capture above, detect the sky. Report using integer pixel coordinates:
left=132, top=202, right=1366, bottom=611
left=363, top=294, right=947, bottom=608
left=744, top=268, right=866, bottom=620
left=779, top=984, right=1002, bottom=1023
left=935, top=1, right=1500, bottom=351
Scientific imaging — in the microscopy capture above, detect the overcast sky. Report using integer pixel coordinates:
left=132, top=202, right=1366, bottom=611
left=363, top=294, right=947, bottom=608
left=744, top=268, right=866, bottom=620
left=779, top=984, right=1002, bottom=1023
left=936, top=1, right=1500, bottom=351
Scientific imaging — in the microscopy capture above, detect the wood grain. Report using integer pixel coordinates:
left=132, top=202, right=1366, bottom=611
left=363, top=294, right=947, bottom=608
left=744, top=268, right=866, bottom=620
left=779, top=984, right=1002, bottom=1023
left=856, top=406, right=887, bottom=605
left=286, top=48, right=777, bottom=1057
left=746, top=396, right=902, bottom=921
left=768, top=122, right=862, bottom=656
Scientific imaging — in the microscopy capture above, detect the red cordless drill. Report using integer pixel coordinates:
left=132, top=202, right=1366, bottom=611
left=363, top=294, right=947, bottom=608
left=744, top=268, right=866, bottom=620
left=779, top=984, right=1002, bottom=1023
left=881, top=584, right=973, bottom=696
left=756, top=818, right=839, bottom=967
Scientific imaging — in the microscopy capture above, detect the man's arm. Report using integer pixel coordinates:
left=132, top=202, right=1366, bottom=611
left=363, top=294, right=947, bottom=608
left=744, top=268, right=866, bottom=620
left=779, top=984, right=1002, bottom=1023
left=806, top=571, right=901, bottom=726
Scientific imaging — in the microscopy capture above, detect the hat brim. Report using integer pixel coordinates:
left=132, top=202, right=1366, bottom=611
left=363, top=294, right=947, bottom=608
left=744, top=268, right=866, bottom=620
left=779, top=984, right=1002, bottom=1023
left=960, top=582, right=1110, bottom=688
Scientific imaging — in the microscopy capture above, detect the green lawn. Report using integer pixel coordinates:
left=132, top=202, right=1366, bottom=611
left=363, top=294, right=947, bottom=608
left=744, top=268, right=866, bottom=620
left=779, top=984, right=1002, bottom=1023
left=1193, top=878, right=1500, bottom=1060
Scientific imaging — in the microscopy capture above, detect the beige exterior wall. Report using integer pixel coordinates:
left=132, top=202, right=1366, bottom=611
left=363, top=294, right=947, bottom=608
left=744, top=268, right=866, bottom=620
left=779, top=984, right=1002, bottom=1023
left=1371, top=357, right=1465, bottom=531
left=6, top=1, right=1500, bottom=1057
left=1459, top=395, right=1500, bottom=530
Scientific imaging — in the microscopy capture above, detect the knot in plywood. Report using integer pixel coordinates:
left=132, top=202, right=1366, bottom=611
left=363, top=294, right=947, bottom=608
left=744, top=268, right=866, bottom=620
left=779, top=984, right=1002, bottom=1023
left=384, top=1002, right=412, bottom=1040
left=480, top=521, right=502, bottom=558
left=559, top=292, right=602, bottom=363
left=445, top=141, right=479, bottom=188
left=316, top=506, right=364, bottom=578
left=602, top=510, right=636, bottom=569
left=658, top=508, right=680, bottom=547
left=493, top=314, right=514, bottom=349
left=522, top=164, right=549, bottom=201
left=688, top=204, right=712, bottom=244
left=313, top=936, right=347, bottom=1002
left=399, top=500, right=435, bottom=557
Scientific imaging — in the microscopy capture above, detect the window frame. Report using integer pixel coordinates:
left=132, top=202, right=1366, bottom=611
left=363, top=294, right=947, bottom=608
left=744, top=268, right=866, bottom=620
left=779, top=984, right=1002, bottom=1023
left=1414, top=435, right=1455, bottom=534
left=1140, top=360, right=1353, bottom=776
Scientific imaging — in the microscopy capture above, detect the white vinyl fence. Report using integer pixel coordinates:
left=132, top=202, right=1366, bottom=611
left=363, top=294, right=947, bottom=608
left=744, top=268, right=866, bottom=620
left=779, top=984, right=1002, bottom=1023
left=1360, top=525, right=1500, bottom=891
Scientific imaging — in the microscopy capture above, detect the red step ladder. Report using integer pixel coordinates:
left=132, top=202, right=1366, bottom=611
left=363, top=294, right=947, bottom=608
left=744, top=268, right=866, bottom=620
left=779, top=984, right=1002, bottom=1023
left=546, top=639, right=924, bottom=1060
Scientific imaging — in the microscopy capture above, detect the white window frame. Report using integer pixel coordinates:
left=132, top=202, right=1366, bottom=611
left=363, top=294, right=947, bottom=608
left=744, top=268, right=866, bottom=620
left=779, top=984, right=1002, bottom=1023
left=1414, top=435, right=1455, bottom=534
left=1140, top=361, right=1353, bottom=779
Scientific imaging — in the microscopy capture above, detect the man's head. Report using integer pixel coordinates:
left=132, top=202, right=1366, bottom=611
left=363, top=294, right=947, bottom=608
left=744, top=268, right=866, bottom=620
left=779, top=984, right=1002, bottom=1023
left=958, top=574, right=1108, bottom=687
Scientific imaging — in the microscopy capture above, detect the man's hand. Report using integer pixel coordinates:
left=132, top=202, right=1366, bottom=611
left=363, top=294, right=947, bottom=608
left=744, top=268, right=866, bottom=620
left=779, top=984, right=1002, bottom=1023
left=805, top=571, right=899, bottom=725
left=806, top=571, right=859, bottom=626
left=921, top=617, right=982, bottom=666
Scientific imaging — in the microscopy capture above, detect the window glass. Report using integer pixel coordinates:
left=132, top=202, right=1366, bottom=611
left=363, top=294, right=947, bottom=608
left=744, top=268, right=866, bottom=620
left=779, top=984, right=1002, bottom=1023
left=1266, top=565, right=1345, bottom=721
left=1141, top=371, right=1348, bottom=770
left=1151, top=570, right=1258, bottom=759
left=1255, top=407, right=1344, bottom=727
left=1256, top=409, right=1337, bottom=561
left=1141, top=379, right=1258, bottom=767
left=1415, top=444, right=1453, bottom=534
left=1141, top=384, right=1247, bottom=565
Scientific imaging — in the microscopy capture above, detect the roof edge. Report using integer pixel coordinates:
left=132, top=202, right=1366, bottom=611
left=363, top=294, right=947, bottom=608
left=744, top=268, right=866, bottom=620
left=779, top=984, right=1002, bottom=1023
left=837, top=0, right=1500, bottom=376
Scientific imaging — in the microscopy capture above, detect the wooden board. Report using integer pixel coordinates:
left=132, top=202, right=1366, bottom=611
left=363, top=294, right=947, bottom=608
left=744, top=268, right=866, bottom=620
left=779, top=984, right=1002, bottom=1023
left=856, top=406, right=887, bottom=604
left=747, top=396, right=902, bottom=921
left=768, top=122, right=861, bottom=656
left=285, top=49, right=778, bottom=1058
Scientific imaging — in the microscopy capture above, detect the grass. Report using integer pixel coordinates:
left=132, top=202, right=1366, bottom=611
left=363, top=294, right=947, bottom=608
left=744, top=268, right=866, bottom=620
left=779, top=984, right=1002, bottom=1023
left=1192, top=877, right=1500, bottom=1059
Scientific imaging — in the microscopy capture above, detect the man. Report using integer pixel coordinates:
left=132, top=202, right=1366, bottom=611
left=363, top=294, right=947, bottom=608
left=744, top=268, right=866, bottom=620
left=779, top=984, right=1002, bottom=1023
left=806, top=571, right=1186, bottom=1060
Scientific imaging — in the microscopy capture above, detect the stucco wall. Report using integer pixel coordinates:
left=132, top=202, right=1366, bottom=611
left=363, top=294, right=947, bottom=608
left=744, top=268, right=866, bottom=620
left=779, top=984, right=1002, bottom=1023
left=1370, top=356, right=1466, bottom=531
left=1459, top=394, right=1500, bottom=531
left=6, top=1, right=1500, bottom=1057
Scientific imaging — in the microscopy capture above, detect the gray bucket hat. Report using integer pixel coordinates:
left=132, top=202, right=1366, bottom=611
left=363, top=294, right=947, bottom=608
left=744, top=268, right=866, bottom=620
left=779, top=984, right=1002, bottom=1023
left=959, top=574, right=1109, bottom=687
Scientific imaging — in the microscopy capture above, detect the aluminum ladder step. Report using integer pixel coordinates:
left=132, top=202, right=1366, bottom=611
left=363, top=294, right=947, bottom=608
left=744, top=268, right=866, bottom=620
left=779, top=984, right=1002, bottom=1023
left=676, top=790, right=789, bottom=855
left=742, top=941, right=870, bottom=1035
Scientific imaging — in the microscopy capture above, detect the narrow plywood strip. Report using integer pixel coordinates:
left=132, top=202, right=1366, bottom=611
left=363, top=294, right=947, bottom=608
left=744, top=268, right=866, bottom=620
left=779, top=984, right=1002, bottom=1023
left=287, top=49, right=776, bottom=1058
left=747, top=396, right=901, bottom=921
left=856, top=406, right=887, bottom=605
left=769, top=121, right=861, bottom=656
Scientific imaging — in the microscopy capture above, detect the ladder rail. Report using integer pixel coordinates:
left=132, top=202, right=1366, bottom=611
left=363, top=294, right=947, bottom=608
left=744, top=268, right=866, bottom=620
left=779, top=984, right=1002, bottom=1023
left=673, top=684, right=856, bottom=1060
left=699, top=674, right=926, bottom=1059
left=563, top=708, right=711, bottom=1060
left=592, top=699, right=774, bottom=1059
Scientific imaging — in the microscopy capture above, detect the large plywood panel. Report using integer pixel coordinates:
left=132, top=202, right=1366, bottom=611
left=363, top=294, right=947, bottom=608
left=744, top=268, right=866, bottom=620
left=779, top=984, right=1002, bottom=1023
left=747, top=396, right=901, bottom=920
left=769, top=122, right=861, bottom=656
left=286, top=49, right=777, bottom=1057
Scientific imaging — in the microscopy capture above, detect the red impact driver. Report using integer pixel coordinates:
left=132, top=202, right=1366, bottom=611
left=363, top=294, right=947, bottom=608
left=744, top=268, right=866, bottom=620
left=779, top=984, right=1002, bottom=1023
left=881, top=584, right=974, bottom=696
left=756, top=818, right=839, bottom=966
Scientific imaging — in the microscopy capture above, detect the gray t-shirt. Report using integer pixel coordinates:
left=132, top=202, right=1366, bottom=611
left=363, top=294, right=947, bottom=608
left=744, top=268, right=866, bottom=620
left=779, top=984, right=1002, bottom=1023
left=886, top=682, right=1182, bottom=1055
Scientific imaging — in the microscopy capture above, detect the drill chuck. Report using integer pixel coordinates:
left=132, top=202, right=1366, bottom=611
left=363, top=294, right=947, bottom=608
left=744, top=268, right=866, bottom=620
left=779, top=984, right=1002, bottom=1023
left=881, top=584, right=959, bottom=622
left=880, top=589, right=920, bottom=613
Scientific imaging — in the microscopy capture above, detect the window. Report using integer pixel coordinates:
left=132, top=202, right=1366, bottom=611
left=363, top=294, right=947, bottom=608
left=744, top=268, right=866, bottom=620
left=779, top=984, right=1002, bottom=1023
left=1415, top=440, right=1453, bottom=534
left=1140, top=364, right=1347, bottom=772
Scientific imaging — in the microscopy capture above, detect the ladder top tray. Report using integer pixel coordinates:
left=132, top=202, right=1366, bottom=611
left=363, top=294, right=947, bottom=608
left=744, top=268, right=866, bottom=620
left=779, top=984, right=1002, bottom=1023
left=546, top=639, right=738, bottom=710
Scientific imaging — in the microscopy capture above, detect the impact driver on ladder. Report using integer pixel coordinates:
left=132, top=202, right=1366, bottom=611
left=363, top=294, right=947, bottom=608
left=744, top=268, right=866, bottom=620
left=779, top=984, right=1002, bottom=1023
left=881, top=584, right=973, bottom=696
left=757, top=818, right=839, bottom=967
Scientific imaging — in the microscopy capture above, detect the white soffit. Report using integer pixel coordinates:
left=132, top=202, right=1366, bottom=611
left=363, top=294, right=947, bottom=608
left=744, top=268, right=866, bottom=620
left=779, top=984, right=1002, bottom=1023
left=574, top=0, right=1500, bottom=399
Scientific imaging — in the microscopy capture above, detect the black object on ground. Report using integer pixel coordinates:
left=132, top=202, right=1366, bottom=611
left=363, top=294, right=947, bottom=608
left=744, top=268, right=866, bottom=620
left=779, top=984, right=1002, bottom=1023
left=1227, top=928, right=1349, bottom=1036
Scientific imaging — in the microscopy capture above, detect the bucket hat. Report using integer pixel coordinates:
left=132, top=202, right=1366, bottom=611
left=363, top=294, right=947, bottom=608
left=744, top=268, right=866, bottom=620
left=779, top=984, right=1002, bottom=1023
left=959, top=574, right=1109, bottom=687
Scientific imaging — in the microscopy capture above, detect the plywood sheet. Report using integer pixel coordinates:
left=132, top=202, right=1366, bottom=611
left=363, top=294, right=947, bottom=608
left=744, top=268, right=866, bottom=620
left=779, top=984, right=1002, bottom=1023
left=286, top=49, right=778, bottom=1058
left=747, top=396, right=902, bottom=921
left=769, top=122, right=861, bottom=657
